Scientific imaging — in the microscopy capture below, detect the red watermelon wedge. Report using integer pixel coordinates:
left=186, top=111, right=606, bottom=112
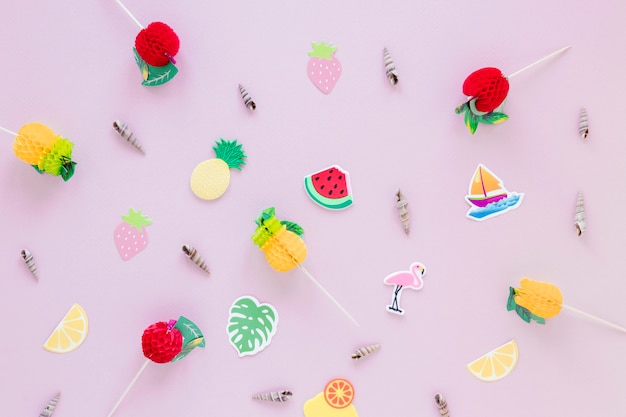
left=304, top=165, right=353, bottom=210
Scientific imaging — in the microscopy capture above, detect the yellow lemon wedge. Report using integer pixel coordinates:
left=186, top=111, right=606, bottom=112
left=466, top=340, right=518, bottom=382
left=43, top=304, right=88, bottom=353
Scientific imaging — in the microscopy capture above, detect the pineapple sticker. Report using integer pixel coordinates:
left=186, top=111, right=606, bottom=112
left=13, top=122, right=76, bottom=181
left=251, top=207, right=307, bottom=272
left=190, top=139, right=246, bottom=200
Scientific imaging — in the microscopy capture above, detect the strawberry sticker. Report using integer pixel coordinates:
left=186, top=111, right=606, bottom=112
left=307, top=41, right=342, bottom=94
left=114, top=208, right=152, bottom=261
left=455, top=67, right=510, bottom=134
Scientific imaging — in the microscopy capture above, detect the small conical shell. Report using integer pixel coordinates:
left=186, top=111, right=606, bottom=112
left=396, top=189, right=410, bottom=235
left=239, top=84, right=257, bottom=111
left=113, top=120, right=145, bottom=154
left=39, top=392, right=60, bottom=417
left=182, top=245, right=210, bottom=274
left=351, top=343, right=381, bottom=359
left=574, top=192, right=586, bottom=236
left=383, top=47, right=399, bottom=85
left=252, top=390, right=293, bottom=402
left=579, top=108, right=589, bottom=139
left=434, top=393, right=450, bottom=417
left=21, top=249, right=38, bottom=280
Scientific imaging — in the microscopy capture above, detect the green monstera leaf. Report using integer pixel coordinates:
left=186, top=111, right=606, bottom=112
left=227, top=296, right=279, bottom=357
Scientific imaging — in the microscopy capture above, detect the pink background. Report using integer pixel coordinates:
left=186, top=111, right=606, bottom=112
left=1, top=0, right=626, bottom=415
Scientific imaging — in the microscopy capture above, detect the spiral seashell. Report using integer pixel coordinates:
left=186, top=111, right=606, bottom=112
left=434, top=393, right=450, bottom=417
left=579, top=108, right=589, bottom=139
left=39, top=392, right=60, bottom=417
left=182, top=244, right=210, bottom=274
left=383, top=47, right=399, bottom=85
left=21, top=249, right=38, bottom=280
left=252, top=390, right=293, bottom=402
left=239, top=84, right=257, bottom=111
left=574, top=192, right=586, bottom=236
left=351, top=343, right=381, bottom=359
left=396, top=189, right=410, bottom=235
left=113, top=120, right=145, bottom=154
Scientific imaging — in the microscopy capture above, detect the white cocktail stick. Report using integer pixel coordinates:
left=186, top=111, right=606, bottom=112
left=0, top=126, right=18, bottom=136
left=297, top=264, right=359, bottom=327
left=106, top=358, right=150, bottom=417
left=561, top=304, right=626, bottom=334
left=507, top=45, right=571, bottom=79
left=114, top=0, right=144, bottom=29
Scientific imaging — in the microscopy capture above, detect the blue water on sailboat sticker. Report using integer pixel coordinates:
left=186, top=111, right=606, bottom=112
left=465, top=164, right=524, bottom=221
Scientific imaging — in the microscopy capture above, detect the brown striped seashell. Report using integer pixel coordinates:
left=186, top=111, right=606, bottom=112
left=574, top=192, right=586, bottom=236
left=383, top=47, right=399, bottom=85
left=579, top=108, right=589, bottom=139
left=396, top=189, right=410, bottom=235
left=239, top=84, right=257, bottom=111
left=113, top=120, right=145, bottom=154
left=252, top=390, right=293, bottom=402
left=434, top=393, right=450, bottom=417
left=39, top=392, right=60, bottom=417
left=351, top=343, right=381, bottom=359
left=21, top=249, right=38, bottom=280
left=182, top=244, right=210, bottom=274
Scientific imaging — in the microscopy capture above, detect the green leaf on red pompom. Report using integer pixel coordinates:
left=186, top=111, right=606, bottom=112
left=464, top=110, right=479, bottom=134
left=480, top=112, right=509, bottom=125
left=455, top=102, right=468, bottom=115
left=171, top=316, right=205, bottom=362
left=133, top=48, right=178, bottom=87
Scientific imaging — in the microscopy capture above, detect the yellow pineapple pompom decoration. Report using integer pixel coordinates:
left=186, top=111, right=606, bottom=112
left=251, top=207, right=307, bottom=272
left=507, top=278, right=563, bottom=324
left=13, top=122, right=76, bottom=181
left=190, top=139, right=246, bottom=200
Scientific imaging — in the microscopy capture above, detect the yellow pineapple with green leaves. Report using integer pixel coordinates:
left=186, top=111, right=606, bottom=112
left=190, top=139, right=246, bottom=200
left=13, top=122, right=76, bottom=181
left=252, top=207, right=307, bottom=272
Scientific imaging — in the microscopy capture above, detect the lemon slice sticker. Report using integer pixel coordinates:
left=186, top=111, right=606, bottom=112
left=466, top=340, right=518, bottom=382
left=43, top=304, right=88, bottom=353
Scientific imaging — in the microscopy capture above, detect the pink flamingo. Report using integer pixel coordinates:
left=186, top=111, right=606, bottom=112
left=383, top=262, right=426, bottom=315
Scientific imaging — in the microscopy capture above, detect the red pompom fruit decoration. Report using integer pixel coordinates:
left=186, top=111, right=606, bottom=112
left=135, top=22, right=180, bottom=67
left=462, top=67, right=510, bottom=113
left=141, top=321, right=183, bottom=363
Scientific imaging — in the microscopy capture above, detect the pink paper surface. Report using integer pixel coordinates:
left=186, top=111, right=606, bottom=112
left=1, top=0, right=626, bottom=416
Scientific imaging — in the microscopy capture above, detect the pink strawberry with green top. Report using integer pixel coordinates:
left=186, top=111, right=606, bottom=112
left=114, top=208, right=152, bottom=261
left=307, top=41, right=342, bottom=94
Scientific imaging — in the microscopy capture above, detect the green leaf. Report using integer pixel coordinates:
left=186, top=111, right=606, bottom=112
left=308, top=41, right=336, bottom=60
left=133, top=48, right=178, bottom=87
left=515, top=305, right=532, bottom=323
left=255, top=207, right=276, bottom=226
left=480, top=112, right=509, bottom=125
left=530, top=314, right=546, bottom=325
left=171, top=316, right=206, bottom=362
left=122, top=208, right=152, bottom=231
left=31, top=165, right=44, bottom=174
left=227, top=296, right=278, bottom=357
left=464, top=110, right=478, bottom=134
left=281, top=221, right=304, bottom=236
left=60, top=161, right=76, bottom=181
left=454, top=102, right=468, bottom=115
left=506, top=287, right=517, bottom=311
left=213, top=139, right=247, bottom=170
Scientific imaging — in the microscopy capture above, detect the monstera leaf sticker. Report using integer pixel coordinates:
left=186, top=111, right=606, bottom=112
left=227, top=296, right=279, bottom=357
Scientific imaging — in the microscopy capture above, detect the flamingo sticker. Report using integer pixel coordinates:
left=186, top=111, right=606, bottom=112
left=383, top=262, right=427, bottom=315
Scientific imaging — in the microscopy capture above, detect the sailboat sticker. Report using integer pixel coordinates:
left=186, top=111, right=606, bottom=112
left=465, top=164, right=524, bottom=221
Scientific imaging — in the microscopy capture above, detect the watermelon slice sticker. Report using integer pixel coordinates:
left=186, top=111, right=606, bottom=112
left=304, top=165, right=353, bottom=210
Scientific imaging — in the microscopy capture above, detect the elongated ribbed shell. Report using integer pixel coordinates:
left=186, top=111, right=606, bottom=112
left=434, top=393, right=450, bottom=417
left=574, top=192, right=586, bottom=236
left=21, top=249, right=38, bottom=280
left=113, top=120, right=145, bottom=154
left=39, top=392, right=60, bottom=417
left=239, top=84, right=256, bottom=111
left=252, top=390, right=292, bottom=402
left=396, top=189, right=410, bottom=235
left=579, top=108, right=589, bottom=139
left=182, top=244, right=210, bottom=274
left=383, top=47, right=399, bottom=85
left=351, top=343, right=381, bottom=359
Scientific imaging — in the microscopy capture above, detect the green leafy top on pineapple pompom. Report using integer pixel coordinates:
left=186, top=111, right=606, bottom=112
left=32, top=138, right=76, bottom=181
left=308, top=41, right=337, bottom=60
left=213, top=139, right=247, bottom=170
left=122, top=208, right=153, bottom=231
left=251, top=207, right=304, bottom=248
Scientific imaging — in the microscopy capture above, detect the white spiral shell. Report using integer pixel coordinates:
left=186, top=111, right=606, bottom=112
left=239, top=84, right=257, bottom=111
left=182, top=244, right=211, bottom=274
left=39, top=392, right=60, bottom=417
left=383, top=47, right=399, bottom=85
left=351, top=343, right=381, bottom=359
left=396, top=189, right=410, bottom=235
left=574, top=192, right=586, bottom=236
left=21, top=249, right=38, bottom=280
left=113, top=120, right=145, bottom=153
left=434, top=393, right=450, bottom=417
left=579, top=108, right=589, bottom=139
left=252, top=390, right=292, bottom=402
